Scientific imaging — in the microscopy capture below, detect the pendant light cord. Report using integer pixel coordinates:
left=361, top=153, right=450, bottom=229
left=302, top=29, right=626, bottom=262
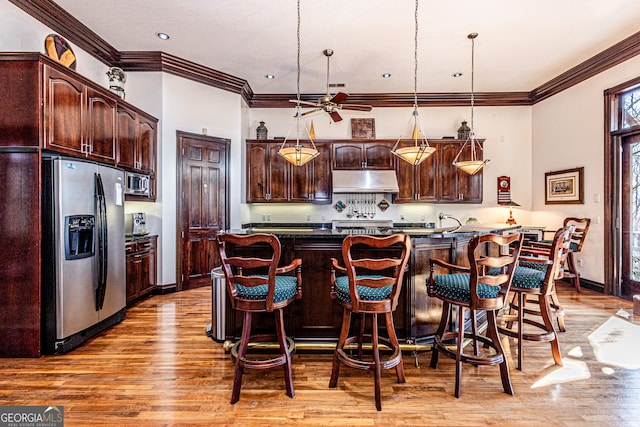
left=295, top=0, right=301, bottom=138
left=413, top=0, right=418, bottom=111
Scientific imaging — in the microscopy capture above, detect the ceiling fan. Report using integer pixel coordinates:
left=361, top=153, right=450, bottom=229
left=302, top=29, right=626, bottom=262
left=291, top=49, right=373, bottom=122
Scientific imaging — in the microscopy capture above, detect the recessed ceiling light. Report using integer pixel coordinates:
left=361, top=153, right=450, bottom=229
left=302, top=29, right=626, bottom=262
left=382, top=73, right=391, bottom=78
left=452, top=72, right=463, bottom=78
left=156, top=32, right=170, bottom=40
left=265, top=74, right=275, bottom=79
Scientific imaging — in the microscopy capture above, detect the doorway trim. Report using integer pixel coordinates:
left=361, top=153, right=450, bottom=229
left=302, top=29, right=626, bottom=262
left=175, top=130, right=230, bottom=291
left=604, top=76, right=640, bottom=296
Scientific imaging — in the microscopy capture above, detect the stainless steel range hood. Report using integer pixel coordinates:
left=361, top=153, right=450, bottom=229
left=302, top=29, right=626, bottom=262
left=332, top=170, right=400, bottom=193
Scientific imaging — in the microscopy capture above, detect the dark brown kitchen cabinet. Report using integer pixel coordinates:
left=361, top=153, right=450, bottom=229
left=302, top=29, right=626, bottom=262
left=118, top=105, right=156, bottom=175
left=290, top=142, right=332, bottom=203
left=393, top=139, right=482, bottom=204
left=246, top=141, right=288, bottom=202
left=438, top=140, right=483, bottom=203
left=126, top=236, right=157, bottom=306
left=44, top=67, right=117, bottom=164
left=332, top=141, right=395, bottom=170
left=393, top=140, right=439, bottom=203
left=117, top=105, right=158, bottom=201
left=246, top=140, right=332, bottom=203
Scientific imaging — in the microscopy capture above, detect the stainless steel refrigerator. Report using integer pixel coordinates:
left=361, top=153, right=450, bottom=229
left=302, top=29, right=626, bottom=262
left=42, top=156, right=126, bottom=354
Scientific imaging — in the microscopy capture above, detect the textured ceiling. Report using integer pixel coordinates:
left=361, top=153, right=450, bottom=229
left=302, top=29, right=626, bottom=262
left=54, top=0, right=640, bottom=95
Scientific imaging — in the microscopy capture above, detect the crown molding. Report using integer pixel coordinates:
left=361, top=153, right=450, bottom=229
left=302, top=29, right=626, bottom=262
left=249, top=92, right=533, bottom=108
left=11, top=0, right=640, bottom=107
left=533, top=30, right=640, bottom=103
left=117, top=51, right=253, bottom=98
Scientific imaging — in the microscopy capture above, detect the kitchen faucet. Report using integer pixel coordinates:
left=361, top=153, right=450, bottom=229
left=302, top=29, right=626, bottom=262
left=438, top=213, right=462, bottom=232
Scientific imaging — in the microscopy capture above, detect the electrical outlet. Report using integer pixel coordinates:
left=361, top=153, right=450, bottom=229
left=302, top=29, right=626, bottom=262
left=420, top=214, right=426, bottom=222
left=577, top=259, right=583, bottom=267
left=306, top=214, right=311, bottom=221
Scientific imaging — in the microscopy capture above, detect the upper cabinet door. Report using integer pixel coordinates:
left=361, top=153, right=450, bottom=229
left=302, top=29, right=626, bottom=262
left=363, top=143, right=394, bottom=169
left=437, top=142, right=461, bottom=202
left=117, top=106, right=137, bottom=169
left=43, top=67, right=85, bottom=156
left=333, top=143, right=364, bottom=169
left=309, top=143, right=332, bottom=203
left=86, top=88, right=116, bottom=163
left=137, top=117, right=156, bottom=174
left=333, top=142, right=394, bottom=169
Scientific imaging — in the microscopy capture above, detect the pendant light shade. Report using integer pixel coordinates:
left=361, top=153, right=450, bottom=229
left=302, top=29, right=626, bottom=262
left=278, top=0, right=318, bottom=167
left=392, top=0, right=435, bottom=166
left=453, top=32, right=489, bottom=175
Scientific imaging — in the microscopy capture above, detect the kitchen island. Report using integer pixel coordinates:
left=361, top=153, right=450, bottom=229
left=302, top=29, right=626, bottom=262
left=220, top=223, right=520, bottom=351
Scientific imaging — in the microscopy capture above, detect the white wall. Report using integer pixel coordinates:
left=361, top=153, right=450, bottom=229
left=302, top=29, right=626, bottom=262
left=0, top=1, right=106, bottom=84
left=532, top=54, right=640, bottom=284
left=248, top=106, right=533, bottom=226
left=158, top=74, right=244, bottom=284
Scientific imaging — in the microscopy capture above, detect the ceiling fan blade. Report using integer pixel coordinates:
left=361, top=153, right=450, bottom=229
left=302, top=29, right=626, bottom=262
left=289, top=99, right=319, bottom=107
left=340, top=104, right=373, bottom=112
left=330, top=92, right=349, bottom=104
left=297, top=108, right=322, bottom=117
left=329, top=111, right=343, bottom=122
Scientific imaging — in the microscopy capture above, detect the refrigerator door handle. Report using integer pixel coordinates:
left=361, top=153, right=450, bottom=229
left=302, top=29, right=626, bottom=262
left=95, top=172, right=108, bottom=311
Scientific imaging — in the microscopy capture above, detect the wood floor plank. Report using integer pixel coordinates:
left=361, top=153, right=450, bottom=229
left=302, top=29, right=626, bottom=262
left=0, top=282, right=638, bottom=426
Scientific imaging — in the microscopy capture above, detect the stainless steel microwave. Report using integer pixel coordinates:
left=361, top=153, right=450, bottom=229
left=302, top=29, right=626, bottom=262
left=125, top=171, right=150, bottom=196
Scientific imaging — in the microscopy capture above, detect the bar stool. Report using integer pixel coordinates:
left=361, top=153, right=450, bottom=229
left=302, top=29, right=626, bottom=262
left=497, top=226, right=574, bottom=370
left=216, top=233, right=302, bottom=404
left=329, top=234, right=411, bottom=411
left=428, top=233, right=522, bottom=398
left=533, top=217, right=590, bottom=292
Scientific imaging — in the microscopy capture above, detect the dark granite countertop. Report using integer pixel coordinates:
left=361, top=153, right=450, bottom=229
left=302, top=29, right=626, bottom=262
left=230, top=223, right=521, bottom=238
left=125, top=234, right=158, bottom=243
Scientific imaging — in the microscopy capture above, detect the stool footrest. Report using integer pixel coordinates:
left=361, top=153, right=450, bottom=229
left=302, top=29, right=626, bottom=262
left=230, top=335, right=295, bottom=370
left=434, top=332, right=505, bottom=366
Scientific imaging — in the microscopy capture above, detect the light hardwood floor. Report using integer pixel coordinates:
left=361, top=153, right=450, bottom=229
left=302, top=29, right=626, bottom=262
left=1, top=282, right=639, bottom=426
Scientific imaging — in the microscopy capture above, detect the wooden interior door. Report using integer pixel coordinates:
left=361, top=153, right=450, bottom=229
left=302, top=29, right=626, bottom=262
left=177, top=132, right=229, bottom=290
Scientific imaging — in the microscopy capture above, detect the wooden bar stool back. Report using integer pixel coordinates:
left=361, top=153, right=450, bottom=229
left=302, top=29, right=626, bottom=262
left=428, top=233, right=523, bottom=398
left=329, top=234, right=411, bottom=411
left=534, top=217, right=590, bottom=292
left=497, top=226, right=574, bottom=370
left=216, top=233, right=302, bottom=404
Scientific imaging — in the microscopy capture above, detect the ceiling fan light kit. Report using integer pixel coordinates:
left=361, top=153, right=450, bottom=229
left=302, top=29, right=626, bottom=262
left=392, top=0, right=436, bottom=166
left=453, top=32, right=490, bottom=175
left=279, top=0, right=319, bottom=167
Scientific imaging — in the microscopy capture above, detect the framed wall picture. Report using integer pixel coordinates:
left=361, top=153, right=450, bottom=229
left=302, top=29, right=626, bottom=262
left=351, top=118, right=375, bottom=139
left=545, top=167, right=584, bottom=204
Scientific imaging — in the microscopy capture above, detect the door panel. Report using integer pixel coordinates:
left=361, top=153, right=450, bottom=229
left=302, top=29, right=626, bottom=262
left=621, top=134, right=640, bottom=296
left=178, top=133, right=229, bottom=290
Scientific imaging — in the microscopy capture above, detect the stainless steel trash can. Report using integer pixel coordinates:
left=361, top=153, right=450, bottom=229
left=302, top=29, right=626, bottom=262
left=206, top=267, right=226, bottom=342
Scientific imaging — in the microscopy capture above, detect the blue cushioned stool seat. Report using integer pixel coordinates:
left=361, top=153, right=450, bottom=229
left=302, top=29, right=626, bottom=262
left=334, top=275, right=392, bottom=303
left=510, top=266, right=545, bottom=289
left=518, top=260, right=548, bottom=273
left=236, top=275, right=299, bottom=301
left=432, top=273, right=501, bottom=303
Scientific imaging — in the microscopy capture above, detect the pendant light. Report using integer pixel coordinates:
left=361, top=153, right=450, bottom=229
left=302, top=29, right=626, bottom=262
left=278, top=0, right=319, bottom=167
left=391, top=0, right=435, bottom=166
left=453, top=32, right=490, bottom=175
